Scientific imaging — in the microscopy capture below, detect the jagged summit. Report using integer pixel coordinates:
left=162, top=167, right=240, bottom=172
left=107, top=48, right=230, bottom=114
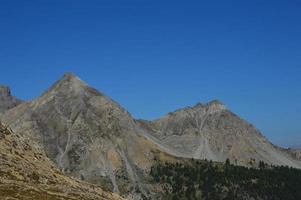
left=63, top=72, right=77, bottom=78
left=206, top=99, right=227, bottom=113
left=166, top=99, right=227, bottom=117
left=30, top=73, right=109, bottom=112
left=60, top=72, right=87, bottom=85
left=44, top=72, right=90, bottom=95
left=0, top=85, right=22, bottom=113
left=0, top=85, right=11, bottom=96
left=207, top=99, right=225, bottom=106
left=193, top=99, right=227, bottom=110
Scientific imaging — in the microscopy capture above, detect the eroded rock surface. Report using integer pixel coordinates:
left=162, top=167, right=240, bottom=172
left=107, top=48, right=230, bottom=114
left=2, top=73, right=167, bottom=199
left=0, top=121, right=124, bottom=200
left=137, top=101, right=301, bottom=168
left=2, top=73, right=301, bottom=199
left=0, top=85, right=22, bottom=113
left=288, top=148, right=301, bottom=161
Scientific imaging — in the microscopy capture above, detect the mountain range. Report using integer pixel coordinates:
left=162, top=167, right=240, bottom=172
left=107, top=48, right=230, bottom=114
left=0, top=73, right=300, bottom=199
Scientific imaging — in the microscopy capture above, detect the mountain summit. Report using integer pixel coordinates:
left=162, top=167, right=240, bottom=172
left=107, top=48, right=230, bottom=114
left=2, top=73, right=165, bottom=199
left=0, top=85, right=22, bottom=113
left=1, top=73, right=301, bottom=199
left=138, top=98, right=301, bottom=168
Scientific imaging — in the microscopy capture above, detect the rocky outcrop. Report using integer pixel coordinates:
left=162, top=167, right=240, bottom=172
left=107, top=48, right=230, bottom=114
left=288, top=148, right=301, bottom=161
left=0, top=121, right=124, bottom=200
left=0, top=85, right=22, bottom=113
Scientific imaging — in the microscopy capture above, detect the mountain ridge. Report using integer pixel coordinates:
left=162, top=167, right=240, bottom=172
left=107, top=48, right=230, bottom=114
left=1, top=72, right=301, bottom=199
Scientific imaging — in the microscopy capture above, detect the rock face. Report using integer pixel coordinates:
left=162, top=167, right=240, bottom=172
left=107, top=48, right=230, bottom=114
left=137, top=101, right=301, bottom=168
left=0, top=85, right=22, bottom=113
left=1, top=73, right=301, bottom=199
left=0, top=121, right=124, bottom=200
left=293, top=150, right=301, bottom=160
left=288, top=148, right=301, bottom=161
left=2, top=73, right=168, bottom=199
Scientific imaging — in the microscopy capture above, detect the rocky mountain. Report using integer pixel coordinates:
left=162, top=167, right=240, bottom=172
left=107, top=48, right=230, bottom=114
left=0, top=85, right=22, bottom=113
left=137, top=101, right=301, bottom=168
left=1, top=73, right=176, bottom=199
left=1, top=73, right=301, bottom=199
left=0, top=121, right=123, bottom=200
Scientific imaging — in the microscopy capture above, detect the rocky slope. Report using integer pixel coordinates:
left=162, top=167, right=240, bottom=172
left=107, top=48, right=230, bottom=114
left=0, top=121, right=124, bottom=200
left=1, top=73, right=173, bottom=199
left=1, top=73, right=301, bottom=199
left=137, top=100, right=301, bottom=168
left=0, top=85, right=22, bottom=113
left=288, top=148, right=301, bottom=161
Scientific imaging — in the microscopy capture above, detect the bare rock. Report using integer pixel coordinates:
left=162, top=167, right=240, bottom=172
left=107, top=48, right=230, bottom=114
left=137, top=100, right=301, bottom=168
left=0, top=121, right=124, bottom=200
left=0, top=85, right=23, bottom=113
left=2, top=72, right=301, bottom=199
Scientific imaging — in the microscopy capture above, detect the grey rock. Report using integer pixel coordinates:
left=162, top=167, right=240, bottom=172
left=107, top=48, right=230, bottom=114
left=2, top=73, right=164, bottom=199
left=285, top=147, right=301, bottom=161
left=2, top=73, right=301, bottom=199
left=137, top=100, right=301, bottom=168
left=291, top=149, right=301, bottom=160
left=0, top=85, right=22, bottom=113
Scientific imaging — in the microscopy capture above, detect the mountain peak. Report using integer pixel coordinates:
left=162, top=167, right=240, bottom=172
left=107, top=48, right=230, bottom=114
left=192, top=99, right=226, bottom=111
left=46, top=72, right=89, bottom=96
left=0, top=85, right=11, bottom=96
left=207, top=99, right=224, bottom=106
left=60, top=72, right=86, bottom=84
left=62, top=72, right=77, bottom=79
left=0, top=85, right=22, bottom=113
left=207, top=99, right=227, bottom=113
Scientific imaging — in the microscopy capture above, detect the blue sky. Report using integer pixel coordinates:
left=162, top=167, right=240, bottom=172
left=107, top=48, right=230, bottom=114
left=0, top=0, right=300, bottom=147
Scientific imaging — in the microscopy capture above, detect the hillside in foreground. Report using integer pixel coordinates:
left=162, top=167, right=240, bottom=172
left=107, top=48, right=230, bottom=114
left=0, top=121, right=123, bottom=200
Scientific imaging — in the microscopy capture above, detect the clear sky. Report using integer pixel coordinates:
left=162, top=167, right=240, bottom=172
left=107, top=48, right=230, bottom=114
left=0, top=0, right=300, bottom=147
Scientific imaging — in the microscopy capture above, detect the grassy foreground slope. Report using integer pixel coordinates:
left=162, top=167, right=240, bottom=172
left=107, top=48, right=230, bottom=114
left=0, top=122, right=124, bottom=200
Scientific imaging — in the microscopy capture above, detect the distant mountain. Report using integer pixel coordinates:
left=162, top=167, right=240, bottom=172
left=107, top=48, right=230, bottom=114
left=0, top=85, right=22, bottom=113
left=137, top=100, right=301, bottom=168
left=1, top=73, right=301, bottom=199
left=0, top=121, right=123, bottom=200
